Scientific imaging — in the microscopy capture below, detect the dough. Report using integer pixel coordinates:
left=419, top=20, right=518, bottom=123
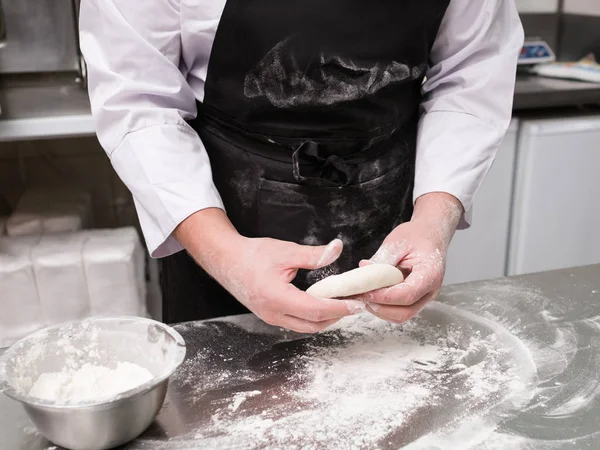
left=306, top=264, right=404, bottom=299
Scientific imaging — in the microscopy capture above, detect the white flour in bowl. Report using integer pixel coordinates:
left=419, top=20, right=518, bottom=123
left=28, top=362, right=153, bottom=403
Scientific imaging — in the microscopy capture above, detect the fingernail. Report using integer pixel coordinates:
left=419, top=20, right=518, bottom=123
left=367, top=302, right=381, bottom=312
left=345, top=300, right=366, bottom=315
left=317, top=239, right=344, bottom=267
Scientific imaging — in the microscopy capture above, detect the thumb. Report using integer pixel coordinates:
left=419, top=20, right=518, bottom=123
left=287, top=239, right=343, bottom=270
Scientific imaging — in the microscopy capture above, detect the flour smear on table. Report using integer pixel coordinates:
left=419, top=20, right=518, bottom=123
left=20, top=278, right=600, bottom=449
left=152, top=302, right=538, bottom=450
left=441, top=279, right=600, bottom=449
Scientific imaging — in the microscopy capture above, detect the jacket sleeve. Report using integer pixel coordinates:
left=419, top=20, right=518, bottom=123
left=414, top=0, right=524, bottom=227
left=80, top=0, right=224, bottom=257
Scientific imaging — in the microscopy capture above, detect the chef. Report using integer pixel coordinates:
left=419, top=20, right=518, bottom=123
left=79, top=0, right=523, bottom=332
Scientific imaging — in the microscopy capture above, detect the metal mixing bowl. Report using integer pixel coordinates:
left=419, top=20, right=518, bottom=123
left=0, top=316, right=186, bottom=450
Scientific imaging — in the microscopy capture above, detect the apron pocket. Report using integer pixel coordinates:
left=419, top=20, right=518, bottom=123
left=257, top=166, right=412, bottom=259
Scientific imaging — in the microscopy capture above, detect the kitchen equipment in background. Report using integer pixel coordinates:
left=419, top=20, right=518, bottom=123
left=0, top=194, right=9, bottom=234
left=0, top=2, right=5, bottom=49
left=0, top=317, right=186, bottom=450
left=0, top=227, right=147, bottom=348
left=6, top=187, right=92, bottom=237
left=0, top=0, right=86, bottom=121
left=508, top=114, right=600, bottom=275
left=0, top=0, right=80, bottom=74
left=518, top=38, right=556, bottom=66
left=444, top=120, right=519, bottom=285
left=529, top=53, right=600, bottom=83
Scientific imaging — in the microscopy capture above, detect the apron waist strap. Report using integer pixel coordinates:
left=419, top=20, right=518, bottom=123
left=192, top=102, right=414, bottom=186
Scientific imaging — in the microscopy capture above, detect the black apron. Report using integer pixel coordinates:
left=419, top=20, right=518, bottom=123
left=161, top=0, right=450, bottom=323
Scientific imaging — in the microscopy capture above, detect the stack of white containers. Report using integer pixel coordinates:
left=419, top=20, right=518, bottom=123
left=0, top=187, right=147, bottom=348
left=6, top=187, right=92, bottom=236
left=83, top=228, right=146, bottom=318
left=0, top=236, right=43, bottom=346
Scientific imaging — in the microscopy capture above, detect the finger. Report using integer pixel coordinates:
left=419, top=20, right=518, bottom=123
left=359, top=259, right=409, bottom=279
left=368, top=241, right=409, bottom=266
left=284, top=239, right=343, bottom=270
left=366, top=293, right=436, bottom=324
left=279, top=315, right=342, bottom=334
left=357, top=262, right=440, bottom=306
left=282, top=284, right=355, bottom=321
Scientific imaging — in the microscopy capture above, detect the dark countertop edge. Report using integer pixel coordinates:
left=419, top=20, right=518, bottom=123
left=513, top=77, right=600, bottom=110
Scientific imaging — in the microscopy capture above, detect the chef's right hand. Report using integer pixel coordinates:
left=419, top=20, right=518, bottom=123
left=174, top=208, right=357, bottom=333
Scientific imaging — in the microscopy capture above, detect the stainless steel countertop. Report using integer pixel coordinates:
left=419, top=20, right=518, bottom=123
left=513, top=75, right=600, bottom=110
left=2, top=264, right=600, bottom=449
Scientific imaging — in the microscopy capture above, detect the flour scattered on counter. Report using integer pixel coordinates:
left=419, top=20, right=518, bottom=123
left=437, top=278, right=600, bottom=449
left=28, top=362, right=153, bottom=403
left=180, top=303, right=536, bottom=449
left=229, top=390, right=262, bottom=412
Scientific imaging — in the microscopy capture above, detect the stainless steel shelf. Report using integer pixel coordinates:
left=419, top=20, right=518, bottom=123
left=0, top=73, right=95, bottom=142
left=0, top=114, right=95, bottom=142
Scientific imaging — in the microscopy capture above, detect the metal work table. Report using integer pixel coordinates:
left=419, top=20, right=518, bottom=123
left=513, top=75, right=600, bottom=110
left=2, top=264, right=600, bottom=449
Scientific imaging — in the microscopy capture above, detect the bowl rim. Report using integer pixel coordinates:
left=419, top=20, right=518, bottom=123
left=0, top=316, right=186, bottom=410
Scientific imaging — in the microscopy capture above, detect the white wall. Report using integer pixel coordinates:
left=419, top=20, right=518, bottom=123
left=515, top=0, right=559, bottom=13
left=563, top=0, right=600, bottom=16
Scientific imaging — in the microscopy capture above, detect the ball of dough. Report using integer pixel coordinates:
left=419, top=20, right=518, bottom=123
left=306, top=264, right=404, bottom=299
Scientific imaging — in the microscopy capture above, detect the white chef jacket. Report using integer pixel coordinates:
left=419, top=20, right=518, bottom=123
left=79, top=0, right=524, bottom=258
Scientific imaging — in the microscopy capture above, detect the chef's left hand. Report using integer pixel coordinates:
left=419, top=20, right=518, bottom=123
left=355, top=192, right=463, bottom=324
